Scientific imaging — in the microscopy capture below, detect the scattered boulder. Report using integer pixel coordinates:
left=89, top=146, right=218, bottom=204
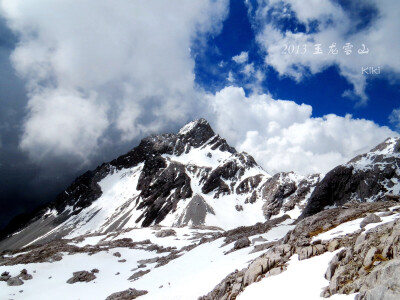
left=105, top=288, right=148, bottom=300
left=7, top=277, right=24, bottom=286
left=234, top=237, right=251, bottom=250
left=0, top=271, right=11, bottom=281
left=91, top=268, right=99, bottom=274
left=19, top=269, right=33, bottom=280
left=113, top=252, right=122, bottom=258
left=66, top=271, right=96, bottom=284
left=154, top=229, right=176, bottom=238
left=360, top=214, right=382, bottom=228
left=128, top=269, right=150, bottom=281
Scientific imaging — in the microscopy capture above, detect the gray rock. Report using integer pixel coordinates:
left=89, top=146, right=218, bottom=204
left=358, top=259, right=400, bottom=300
left=327, top=240, right=339, bottom=252
left=128, top=269, right=150, bottom=281
left=7, top=277, right=24, bottom=286
left=19, top=269, right=33, bottom=280
left=363, top=247, right=378, bottom=267
left=0, top=271, right=11, bottom=282
left=154, top=229, right=176, bottom=238
left=234, top=237, right=251, bottom=250
left=66, top=271, right=96, bottom=284
left=360, top=214, right=382, bottom=228
left=113, top=252, right=121, bottom=258
left=105, top=288, right=148, bottom=300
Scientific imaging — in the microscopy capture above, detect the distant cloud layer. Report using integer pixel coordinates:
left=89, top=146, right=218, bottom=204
left=252, top=0, right=400, bottom=104
left=0, top=0, right=398, bottom=175
left=207, top=86, right=396, bottom=174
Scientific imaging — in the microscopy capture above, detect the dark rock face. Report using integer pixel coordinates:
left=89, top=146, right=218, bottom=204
left=301, top=137, right=400, bottom=219
left=202, top=152, right=257, bottom=196
left=136, top=161, right=193, bottom=227
left=0, top=119, right=237, bottom=248
left=300, top=166, right=354, bottom=218
left=261, top=173, right=320, bottom=219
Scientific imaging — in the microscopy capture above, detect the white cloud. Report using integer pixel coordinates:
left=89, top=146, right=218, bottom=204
left=0, top=0, right=229, bottom=162
left=254, top=0, right=400, bottom=104
left=20, top=89, right=109, bottom=162
left=232, top=51, right=249, bottom=64
left=242, top=63, right=255, bottom=77
left=207, top=86, right=397, bottom=174
left=389, top=108, right=400, bottom=131
left=227, top=71, right=235, bottom=82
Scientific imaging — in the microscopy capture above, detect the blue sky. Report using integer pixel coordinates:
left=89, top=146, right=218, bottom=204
left=0, top=0, right=399, bottom=229
left=193, top=0, right=400, bottom=127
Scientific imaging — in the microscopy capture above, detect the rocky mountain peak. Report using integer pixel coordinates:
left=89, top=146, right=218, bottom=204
left=301, top=136, right=400, bottom=219
left=178, top=118, right=216, bottom=148
left=370, top=137, right=400, bottom=154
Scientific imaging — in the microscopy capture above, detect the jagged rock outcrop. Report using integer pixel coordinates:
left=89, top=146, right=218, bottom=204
left=1, top=118, right=319, bottom=251
left=302, top=137, right=400, bottom=219
left=261, top=172, right=320, bottom=219
left=322, top=217, right=400, bottom=298
left=199, top=201, right=398, bottom=300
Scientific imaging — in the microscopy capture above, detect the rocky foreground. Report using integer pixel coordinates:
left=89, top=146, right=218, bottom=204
left=1, top=201, right=400, bottom=299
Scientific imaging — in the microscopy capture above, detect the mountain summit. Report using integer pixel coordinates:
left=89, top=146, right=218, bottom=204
left=0, top=119, right=318, bottom=250
left=1, top=120, right=400, bottom=300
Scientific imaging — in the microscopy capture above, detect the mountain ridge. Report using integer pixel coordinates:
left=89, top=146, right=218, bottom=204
left=1, top=119, right=400, bottom=300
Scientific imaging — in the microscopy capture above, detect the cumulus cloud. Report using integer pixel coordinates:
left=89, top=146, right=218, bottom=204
left=389, top=108, right=400, bottom=131
left=253, top=0, right=400, bottom=104
left=207, top=86, right=397, bottom=174
left=232, top=51, right=249, bottom=64
left=0, top=0, right=229, bottom=162
left=19, top=90, right=109, bottom=161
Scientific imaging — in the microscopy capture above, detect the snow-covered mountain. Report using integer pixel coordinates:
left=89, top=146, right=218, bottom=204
left=0, top=119, right=318, bottom=250
left=1, top=121, right=400, bottom=300
left=301, top=137, right=400, bottom=218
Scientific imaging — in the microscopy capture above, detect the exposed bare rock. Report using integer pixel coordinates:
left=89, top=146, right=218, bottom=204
left=0, top=271, right=10, bottom=281
left=7, top=276, right=24, bottom=286
left=154, top=229, right=176, bottom=238
left=128, top=269, right=150, bottom=281
left=301, top=137, right=400, bottom=219
left=66, top=271, right=96, bottom=284
left=234, top=237, right=251, bottom=250
left=323, top=218, right=400, bottom=297
left=360, top=213, right=382, bottom=228
left=221, top=215, right=290, bottom=246
left=200, top=201, right=399, bottom=300
left=261, top=172, right=320, bottom=219
left=19, top=269, right=32, bottom=280
left=105, top=288, right=148, bottom=300
left=356, top=259, right=400, bottom=300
